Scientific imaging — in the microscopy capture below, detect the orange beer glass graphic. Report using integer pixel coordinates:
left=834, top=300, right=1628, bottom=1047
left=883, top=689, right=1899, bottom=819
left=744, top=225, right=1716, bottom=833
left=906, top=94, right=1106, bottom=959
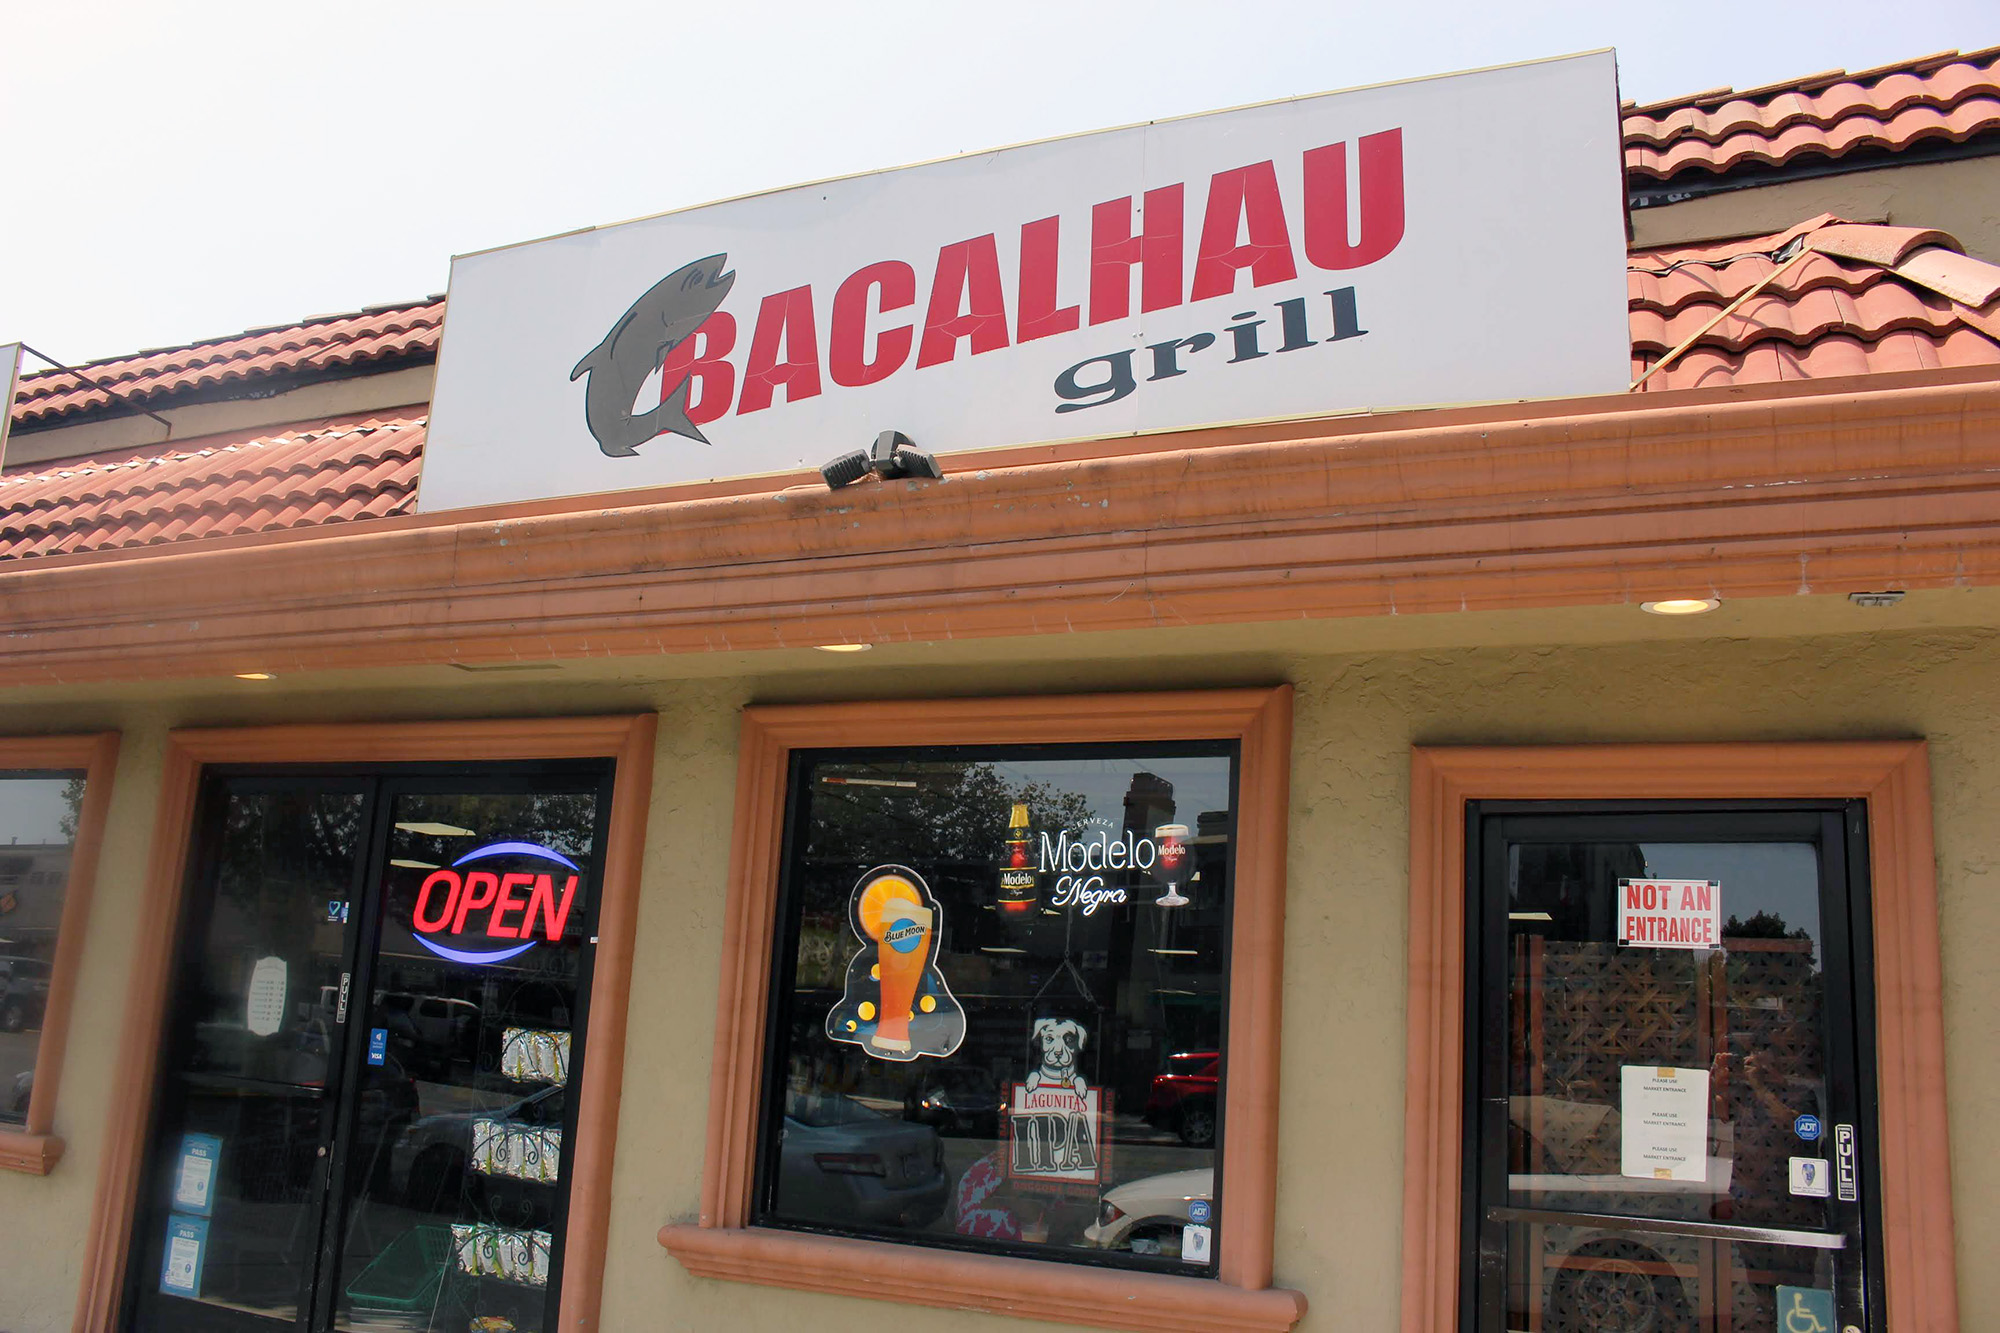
left=859, top=875, right=932, bottom=1054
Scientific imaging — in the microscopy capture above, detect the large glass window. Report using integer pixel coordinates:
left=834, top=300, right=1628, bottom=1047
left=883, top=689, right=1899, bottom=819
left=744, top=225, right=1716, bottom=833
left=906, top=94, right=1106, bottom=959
left=0, top=769, right=89, bottom=1125
left=755, top=743, right=1236, bottom=1275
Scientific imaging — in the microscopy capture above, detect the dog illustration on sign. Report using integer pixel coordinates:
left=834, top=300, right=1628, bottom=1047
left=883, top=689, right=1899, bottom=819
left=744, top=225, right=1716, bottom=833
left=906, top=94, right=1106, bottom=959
left=569, top=253, right=734, bottom=457
left=1027, top=1018, right=1088, bottom=1098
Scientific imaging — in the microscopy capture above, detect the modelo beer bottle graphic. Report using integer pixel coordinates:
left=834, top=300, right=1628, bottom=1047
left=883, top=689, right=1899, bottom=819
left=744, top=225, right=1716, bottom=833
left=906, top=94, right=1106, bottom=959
left=860, top=874, right=933, bottom=1054
left=997, top=802, right=1039, bottom=914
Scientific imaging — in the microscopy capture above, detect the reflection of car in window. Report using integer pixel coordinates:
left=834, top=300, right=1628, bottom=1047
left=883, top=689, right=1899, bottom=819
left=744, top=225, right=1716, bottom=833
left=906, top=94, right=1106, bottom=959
left=901, top=1066, right=1005, bottom=1138
left=778, top=1090, right=947, bottom=1229
left=390, top=1084, right=566, bottom=1223
left=0, top=956, right=52, bottom=1032
left=1083, top=1167, right=1212, bottom=1258
left=1144, top=1051, right=1219, bottom=1147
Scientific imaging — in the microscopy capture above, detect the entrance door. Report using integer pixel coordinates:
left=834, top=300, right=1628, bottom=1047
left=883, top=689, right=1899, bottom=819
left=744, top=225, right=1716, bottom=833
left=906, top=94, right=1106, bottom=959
left=1465, top=806, right=1883, bottom=1333
left=127, top=764, right=611, bottom=1332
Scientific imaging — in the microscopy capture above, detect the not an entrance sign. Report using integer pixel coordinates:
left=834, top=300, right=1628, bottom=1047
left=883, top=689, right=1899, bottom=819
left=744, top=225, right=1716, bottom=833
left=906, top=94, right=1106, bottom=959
left=1618, top=878, right=1722, bottom=950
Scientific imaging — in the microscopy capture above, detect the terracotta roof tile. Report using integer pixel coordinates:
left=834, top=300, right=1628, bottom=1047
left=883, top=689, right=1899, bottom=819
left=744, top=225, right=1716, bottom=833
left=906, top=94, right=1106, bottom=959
left=1624, top=46, right=2000, bottom=181
left=0, top=417, right=424, bottom=559
left=9, top=299, right=442, bottom=426
left=1628, top=215, right=2000, bottom=390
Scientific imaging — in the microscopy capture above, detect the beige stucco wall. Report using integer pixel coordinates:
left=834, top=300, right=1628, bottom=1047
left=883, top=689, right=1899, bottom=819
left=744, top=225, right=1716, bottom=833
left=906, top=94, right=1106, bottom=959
left=1, top=618, right=1995, bottom=1332
left=1631, top=152, right=2000, bottom=259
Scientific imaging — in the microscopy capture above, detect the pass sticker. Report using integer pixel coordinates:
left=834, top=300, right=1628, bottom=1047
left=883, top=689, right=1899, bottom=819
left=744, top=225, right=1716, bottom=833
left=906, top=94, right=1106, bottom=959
left=1617, top=878, right=1722, bottom=950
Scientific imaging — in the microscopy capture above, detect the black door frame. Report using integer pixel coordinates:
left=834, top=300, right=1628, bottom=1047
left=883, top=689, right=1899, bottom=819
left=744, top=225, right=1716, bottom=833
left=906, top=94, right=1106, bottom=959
left=1459, top=799, right=1888, bottom=1333
left=123, top=759, right=614, bottom=1333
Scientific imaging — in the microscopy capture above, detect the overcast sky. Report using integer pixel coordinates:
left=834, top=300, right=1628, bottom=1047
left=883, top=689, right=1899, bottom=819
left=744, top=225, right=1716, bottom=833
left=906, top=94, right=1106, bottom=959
left=4, top=0, right=1995, bottom=366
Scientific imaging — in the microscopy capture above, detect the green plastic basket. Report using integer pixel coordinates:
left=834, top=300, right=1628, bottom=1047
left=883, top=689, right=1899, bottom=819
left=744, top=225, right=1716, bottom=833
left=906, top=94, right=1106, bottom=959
left=344, top=1224, right=458, bottom=1314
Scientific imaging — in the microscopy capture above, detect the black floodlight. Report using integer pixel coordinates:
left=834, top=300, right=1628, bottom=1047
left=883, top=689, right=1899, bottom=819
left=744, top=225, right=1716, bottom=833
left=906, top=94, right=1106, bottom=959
left=893, top=445, right=942, bottom=479
left=819, top=448, right=871, bottom=489
left=821, top=431, right=944, bottom=490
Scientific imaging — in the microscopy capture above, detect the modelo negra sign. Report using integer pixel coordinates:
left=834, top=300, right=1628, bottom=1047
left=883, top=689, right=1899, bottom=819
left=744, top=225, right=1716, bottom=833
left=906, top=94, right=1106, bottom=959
left=419, top=52, right=1627, bottom=513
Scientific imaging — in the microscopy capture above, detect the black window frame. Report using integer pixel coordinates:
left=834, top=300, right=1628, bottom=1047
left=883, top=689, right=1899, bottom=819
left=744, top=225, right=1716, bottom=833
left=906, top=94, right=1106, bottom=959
left=748, top=738, right=1241, bottom=1277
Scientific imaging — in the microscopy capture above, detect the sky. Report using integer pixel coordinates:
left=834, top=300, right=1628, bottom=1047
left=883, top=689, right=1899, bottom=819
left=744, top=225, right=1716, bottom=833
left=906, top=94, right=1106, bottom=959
left=3, top=0, right=1997, bottom=367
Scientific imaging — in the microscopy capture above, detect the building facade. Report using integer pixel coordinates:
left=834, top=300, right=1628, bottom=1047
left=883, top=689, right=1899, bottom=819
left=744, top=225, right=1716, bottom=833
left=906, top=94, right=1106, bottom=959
left=1, top=46, right=1997, bottom=1333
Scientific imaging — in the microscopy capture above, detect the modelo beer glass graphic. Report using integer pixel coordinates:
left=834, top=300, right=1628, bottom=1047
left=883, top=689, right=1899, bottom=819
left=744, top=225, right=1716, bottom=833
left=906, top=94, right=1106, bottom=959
left=1153, top=824, right=1191, bottom=906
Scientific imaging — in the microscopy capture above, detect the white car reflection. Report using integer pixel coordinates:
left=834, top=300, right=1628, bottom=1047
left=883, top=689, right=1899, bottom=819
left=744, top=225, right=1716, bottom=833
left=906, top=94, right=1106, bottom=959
left=1082, top=1167, right=1211, bottom=1257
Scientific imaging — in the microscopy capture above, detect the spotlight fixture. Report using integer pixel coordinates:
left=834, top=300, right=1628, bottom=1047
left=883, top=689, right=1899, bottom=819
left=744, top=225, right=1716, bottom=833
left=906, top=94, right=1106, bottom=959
left=1640, top=597, right=1721, bottom=616
left=233, top=671, right=277, bottom=681
left=820, top=431, right=944, bottom=489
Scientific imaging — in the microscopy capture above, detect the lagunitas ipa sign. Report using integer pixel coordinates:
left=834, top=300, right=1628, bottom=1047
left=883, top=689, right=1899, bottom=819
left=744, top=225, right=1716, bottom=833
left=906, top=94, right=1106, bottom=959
left=419, top=51, right=1626, bottom=512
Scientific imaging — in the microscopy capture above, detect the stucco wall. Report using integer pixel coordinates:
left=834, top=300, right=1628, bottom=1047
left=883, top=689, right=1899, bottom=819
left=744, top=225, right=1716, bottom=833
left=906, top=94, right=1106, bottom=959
left=1, top=624, right=1994, bottom=1332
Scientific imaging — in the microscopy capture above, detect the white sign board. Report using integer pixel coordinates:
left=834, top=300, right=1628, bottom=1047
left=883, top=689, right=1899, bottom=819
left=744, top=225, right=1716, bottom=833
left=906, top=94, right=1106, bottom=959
left=0, top=343, right=22, bottom=473
left=1621, top=1064, right=1709, bottom=1182
left=245, top=955, right=288, bottom=1037
left=419, top=51, right=1628, bottom=513
left=1618, top=877, right=1722, bottom=950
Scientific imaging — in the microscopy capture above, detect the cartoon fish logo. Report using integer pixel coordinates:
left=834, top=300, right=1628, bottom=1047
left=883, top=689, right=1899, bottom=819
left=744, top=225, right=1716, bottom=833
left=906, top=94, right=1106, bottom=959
left=570, top=253, right=735, bottom=457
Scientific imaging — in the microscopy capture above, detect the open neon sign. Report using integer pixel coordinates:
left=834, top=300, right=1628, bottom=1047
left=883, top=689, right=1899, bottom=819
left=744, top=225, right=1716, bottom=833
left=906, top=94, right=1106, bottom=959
left=411, top=841, right=581, bottom=965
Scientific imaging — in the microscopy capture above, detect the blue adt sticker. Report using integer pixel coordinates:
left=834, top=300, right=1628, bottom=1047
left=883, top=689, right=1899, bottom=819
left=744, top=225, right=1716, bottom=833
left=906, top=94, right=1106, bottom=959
left=1188, top=1199, right=1212, bottom=1224
left=367, top=1028, right=387, bottom=1066
left=1794, top=1113, right=1823, bottom=1142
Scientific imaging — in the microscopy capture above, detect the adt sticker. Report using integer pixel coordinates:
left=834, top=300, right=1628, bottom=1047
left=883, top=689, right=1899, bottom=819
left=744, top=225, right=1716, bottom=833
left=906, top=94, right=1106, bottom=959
left=1188, top=1198, right=1212, bottom=1224
left=1794, top=1113, right=1823, bottom=1141
left=367, top=1028, right=387, bottom=1066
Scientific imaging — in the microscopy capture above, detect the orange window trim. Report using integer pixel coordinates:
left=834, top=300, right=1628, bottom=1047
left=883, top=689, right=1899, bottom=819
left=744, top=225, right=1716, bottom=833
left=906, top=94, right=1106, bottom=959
left=658, top=687, right=1307, bottom=1333
left=1401, top=742, right=1958, bottom=1333
left=70, top=714, right=656, bottom=1333
left=0, top=732, right=119, bottom=1176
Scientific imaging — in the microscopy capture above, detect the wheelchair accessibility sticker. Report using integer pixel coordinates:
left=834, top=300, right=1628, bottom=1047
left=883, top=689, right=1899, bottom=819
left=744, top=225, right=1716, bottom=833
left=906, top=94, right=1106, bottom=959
left=1777, top=1285, right=1835, bottom=1333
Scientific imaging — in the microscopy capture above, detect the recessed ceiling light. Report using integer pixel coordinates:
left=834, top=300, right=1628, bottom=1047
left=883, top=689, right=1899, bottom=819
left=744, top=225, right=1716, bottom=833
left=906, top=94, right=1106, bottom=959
left=1640, top=597, right=1721, bottom=616
left=1509, top=911, right=1553, bottom=922
left=980, top=946, right=1027, bottom=955
left=1149, top=948, right=1201, bottom=956
left=390, top=858, right=440, bottom=870
left=234, top=671, right=276, bottom=681
left=814, top=643, right=872, bottom=653
left=394, top=821, right=477, bottom=837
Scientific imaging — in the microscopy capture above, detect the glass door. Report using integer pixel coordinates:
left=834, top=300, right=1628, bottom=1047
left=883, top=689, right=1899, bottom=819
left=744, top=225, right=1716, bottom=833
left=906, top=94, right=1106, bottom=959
left=128, top=764, right=611, bottom=1333
left=1465, top=806, right=1882, bottom=1333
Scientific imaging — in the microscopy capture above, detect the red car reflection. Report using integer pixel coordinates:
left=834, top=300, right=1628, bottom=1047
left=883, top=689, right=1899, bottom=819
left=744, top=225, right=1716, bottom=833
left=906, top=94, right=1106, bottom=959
left=1145, top=1051, right=1219, bottom=1147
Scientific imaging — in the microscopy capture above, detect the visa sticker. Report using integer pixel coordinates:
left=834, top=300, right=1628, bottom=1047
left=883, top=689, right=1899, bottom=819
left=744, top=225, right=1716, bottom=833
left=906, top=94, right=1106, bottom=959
left=367, top=1028, right=387, bottom=1066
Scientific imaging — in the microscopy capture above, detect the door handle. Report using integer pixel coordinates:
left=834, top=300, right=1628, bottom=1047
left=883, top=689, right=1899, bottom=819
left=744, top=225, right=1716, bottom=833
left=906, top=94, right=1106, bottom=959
left=1490, top=1206, right=1847, bottom=1250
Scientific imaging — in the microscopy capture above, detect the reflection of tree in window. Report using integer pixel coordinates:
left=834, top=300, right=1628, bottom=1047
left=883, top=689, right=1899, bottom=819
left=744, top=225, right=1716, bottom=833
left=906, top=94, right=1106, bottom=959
left=805, top=763, right=1092, bottom=865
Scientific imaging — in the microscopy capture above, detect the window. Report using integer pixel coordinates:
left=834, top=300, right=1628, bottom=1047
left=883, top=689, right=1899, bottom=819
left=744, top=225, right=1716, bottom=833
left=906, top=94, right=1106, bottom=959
left=662, top=690, right=1304, bottom=1332
left=758, top=745, right=1234, bottom=1272
left=0, top=733, right=119, bottom=1175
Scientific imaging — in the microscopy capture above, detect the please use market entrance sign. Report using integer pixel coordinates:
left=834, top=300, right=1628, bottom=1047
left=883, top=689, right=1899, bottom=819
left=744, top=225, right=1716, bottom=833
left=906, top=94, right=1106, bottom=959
left=418, top=51, right=1629, bottom=513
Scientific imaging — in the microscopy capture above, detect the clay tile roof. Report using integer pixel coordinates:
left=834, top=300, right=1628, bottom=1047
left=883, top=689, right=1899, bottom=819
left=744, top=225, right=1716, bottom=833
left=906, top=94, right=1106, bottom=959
left=1623, top=45, right=2000, bottom=181
left=1628, top=213, right=2000, bottom=390
left=9, top=298, right=444, bottom=426
left=0, top=416, right=424, bottom=560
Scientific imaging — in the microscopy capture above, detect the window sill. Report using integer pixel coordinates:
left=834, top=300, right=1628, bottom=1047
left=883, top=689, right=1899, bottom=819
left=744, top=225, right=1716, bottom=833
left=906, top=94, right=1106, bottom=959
left=0, top=1129, right=64, bottom=1175
left=658, top=1224, right=1307, bottom=1332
